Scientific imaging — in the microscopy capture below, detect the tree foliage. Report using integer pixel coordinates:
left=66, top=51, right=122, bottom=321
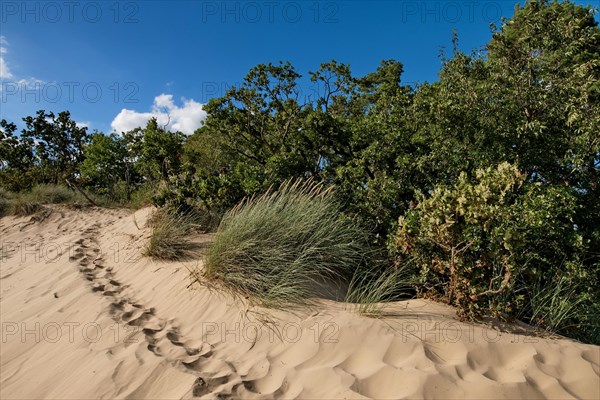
left=21, top=111, right=89, bottom=186
left=393, top=163, right=594, bottom=325
left=81, top=132, right=129, bottom=198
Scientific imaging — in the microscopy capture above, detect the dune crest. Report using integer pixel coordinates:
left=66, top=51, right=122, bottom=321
left=1, top=206, right=598, bottom=399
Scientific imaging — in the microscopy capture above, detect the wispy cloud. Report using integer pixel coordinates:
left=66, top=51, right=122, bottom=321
left=0, top=36, right=14, bottom=79
left=0, top=36, right=45, bottom=95
left=111, top=94, right=206, bottom=135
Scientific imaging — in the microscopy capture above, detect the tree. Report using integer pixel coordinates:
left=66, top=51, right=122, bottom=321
left=81, top=133, right=129, bottom=198
left=484, top=0, right=600, bottom=254
left=137, top=118, right=185, bottom=182
left=0, top=119, right=36, bottom=191
left=203, top=62, right=312, bottom=183
left=20, top=110, right=95, bottom=202
left=407, top=0, right=599, bottom=270
left=327, top=60, right=417, bottom=240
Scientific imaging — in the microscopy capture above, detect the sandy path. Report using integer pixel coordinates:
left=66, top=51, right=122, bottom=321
left=1, top=206, right=599, bottom=399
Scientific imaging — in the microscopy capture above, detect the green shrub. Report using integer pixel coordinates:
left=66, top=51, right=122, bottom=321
left=392, top=162, right=597, bottom=340
left=152, top=173, right=222, bottom=231
left=200, top=179, right=371, bottom=308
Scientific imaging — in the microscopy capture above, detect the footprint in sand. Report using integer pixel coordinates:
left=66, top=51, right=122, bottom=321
left=66, top=224, right=253, bottom=399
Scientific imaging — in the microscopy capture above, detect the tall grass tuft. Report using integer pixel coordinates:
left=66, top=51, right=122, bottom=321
left=0, top=198, right=8, bottom=217
left=1, top=184, right=94, bottom=218
left=10, top=198, right=43, bottom=216
left=126, top=183, right=157, bottom=209
left=201, top=179, right=371, bottom=308
left=0, top=187, right=13, bottom=201
left=345, top=264, right=413, bottom=317
left=28, top=185, right=76, bottom=204
left=527, top=275, right=591, bottom=335
left=0, top=189, right=11, bottom=217
left=144, top=207, right=202, bottom=260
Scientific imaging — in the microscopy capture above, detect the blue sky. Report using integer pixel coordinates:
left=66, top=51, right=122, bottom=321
left=1, top=1, right=597, bottom=134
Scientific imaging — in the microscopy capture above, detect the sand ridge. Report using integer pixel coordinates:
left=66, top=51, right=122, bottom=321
left=1, top=206, right=599, bottom=399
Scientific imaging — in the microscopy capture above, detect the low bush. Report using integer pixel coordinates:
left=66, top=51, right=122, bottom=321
left=151, top=170, right=224, bottom=230
left=392, top=162, right=598, bottom=342
left=200, top=179, right=371, bottom=308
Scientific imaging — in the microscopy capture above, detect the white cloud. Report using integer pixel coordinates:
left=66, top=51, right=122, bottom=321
left=1, top=36, right=14, bottom=79
left=154, top=93, right=175, bottom=110
left=111, top=110, right=155, bottom=133
left=0, top=37, right=45, bottom=96
left=111, top=94, right=206, bottom=135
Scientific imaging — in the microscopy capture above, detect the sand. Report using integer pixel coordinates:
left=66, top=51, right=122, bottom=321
left=1, top=205, right=598, bottom=399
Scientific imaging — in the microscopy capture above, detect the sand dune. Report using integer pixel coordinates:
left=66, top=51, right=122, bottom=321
left=1, top=206, right=598, bottom=399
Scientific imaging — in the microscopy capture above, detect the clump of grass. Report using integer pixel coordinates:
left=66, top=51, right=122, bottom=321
left=144, top=207, right=201, bottom=260
left=526, top=275, right=591, bottom=335
left=2, top=184, right=89, bottom=217
left=8, top=184, right=94, bottom=206
left=0, top=187, right=13, bottom=201
left=345, top=264, right=413, bottom=317
left=10, top=198, right=43, bottom=217
left=200, top=179, right=370, bottom=308
left=147, top=203, right=220, bottom=233
left=126, top=183, right=157, bottom=209
left=28, top=184, right=76, bottom=204
left=0, top=188, right=13, bottom=217
left=193, top=208, right=222, bottom=233
left=0, top=197, right=9, bottom=217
